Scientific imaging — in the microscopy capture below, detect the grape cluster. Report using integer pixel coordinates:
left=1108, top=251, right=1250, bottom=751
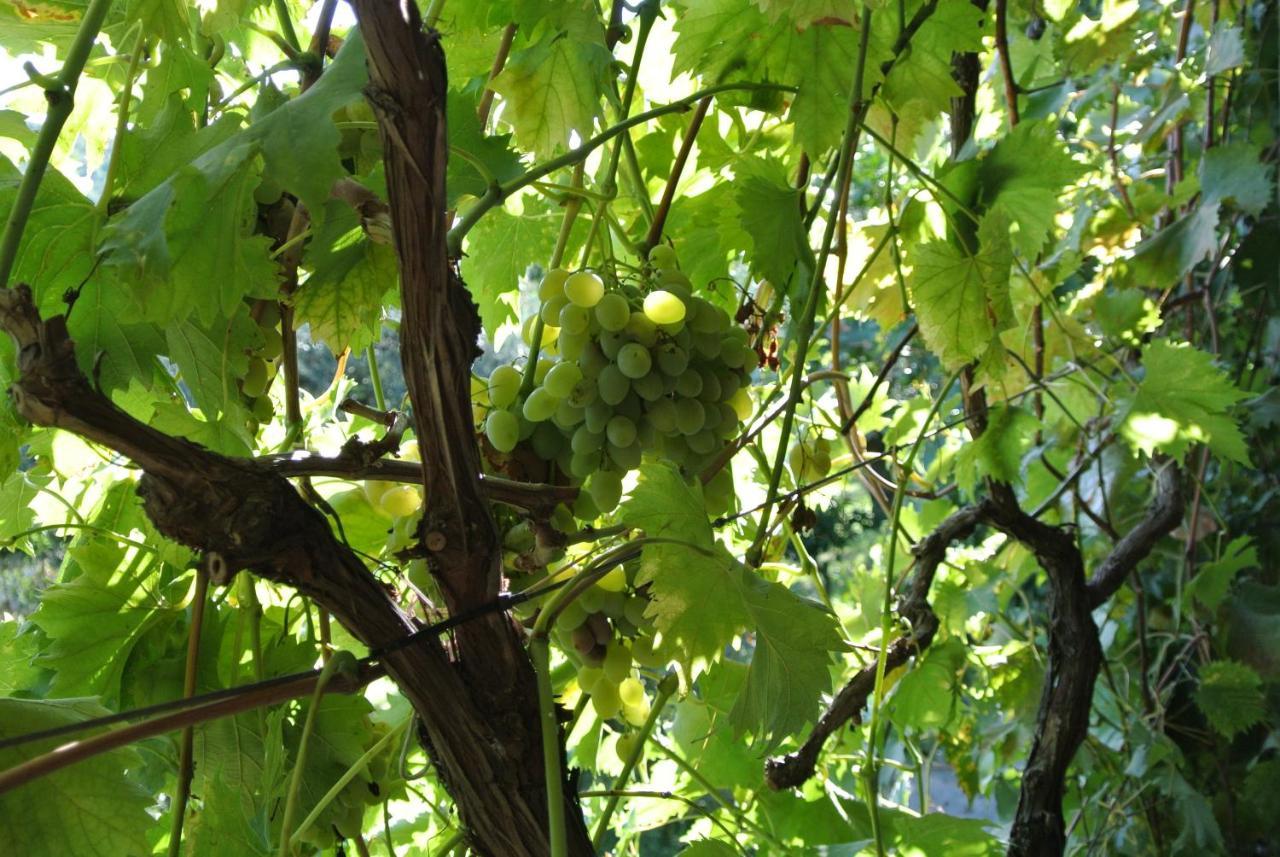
left=479, top=245, right=755, bottom=520
left=242, top=300, right=284, bottom=428
left=788, top=434, right=833, bottom=484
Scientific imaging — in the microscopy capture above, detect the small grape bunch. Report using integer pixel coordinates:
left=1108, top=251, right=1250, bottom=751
left=788, top=433, right=833, bottom=484
left=243, top=300, right=284, bottom=428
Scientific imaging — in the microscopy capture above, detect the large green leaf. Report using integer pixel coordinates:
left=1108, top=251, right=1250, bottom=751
left=1194, top=659, right=1266, bottom=739
left=458, top=203, right=564, bottom=337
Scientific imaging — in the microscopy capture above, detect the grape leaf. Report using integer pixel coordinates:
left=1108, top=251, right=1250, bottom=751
left=889, top=637, right=968, bottom=730
left=953, top=405, right=1037, bottom=493
left=1121, top=340, right=1250, bottom=464
left=0, top=620, right=40, bottom=695
left=678, top=842, right=738, bottom=856
left=908, top=210, right=1014, bottom=370
left=64, top=274, right=166, bottom=394
left=1204, top=23, right=1245, bottom=76
left=1194, top=659, right=1266, bottom=739
left=488, top=29, right=611, bottom=158
left=1122, top=204, right=1219, bottom=290
left=116, top=94, right=243, bottom=201
left=0, top=698, right=153, bottom=857
left=446, top=89, right=525, bottom=207
left=1200, top=140, right=1273, bottom=217
left=458, top=204, right=563, bottom=337
left=165, top=309, right=258, bottom=428
left=1185, top=537, right=1257, bottom=611
left=788, top=23, right=863, bottom=157
left=979, top=120, right=1085, bottom=255
left=734, top=159, right=810, bottom=291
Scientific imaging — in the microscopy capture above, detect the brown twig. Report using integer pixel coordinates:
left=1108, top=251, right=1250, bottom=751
left=994, top=0, right=1020, bottom=127
left=642, top=96, right=711, bottom=254
left=166, top=566, right=209, bottom=857
left=477, top=23, right=517, bottom=130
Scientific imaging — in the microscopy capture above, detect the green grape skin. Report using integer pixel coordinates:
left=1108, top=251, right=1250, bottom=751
left=531, top=422, right=565, bottom=460
left=517, top=412, right=537, bottom=440
left=251, top=395, right=274, bottom=423
left=607, top=441, right=642, bottom=471
left=540, top=267, right=570, bottom=300
left=597, top=564, right=627, bottom=592
left=577, top=666, right=604, bottom=694
left=379, top=485, right=423, bottom=518
left=598, top=329, right=627, bottom=360
left=571, top=425, right=606, bottom=454
left=253, top=176, right=283, bottom=205
left=647, top=243, right=677, bottom=269
left=569, top=452, right=599, bottom=479
left=558, top=302, right=590, bottom=335
left=597, top=364, right=630, bottom=406
left=655, top=343, right=689, bottom=376
left=655, top=267, right=692, bottom=291
left=534, top=358, right=555, bottom=384
left=631, top=634, right=667, bottom=669
left=716, top=404, right=740, bottom=439
left=553, top=401, right=585, bottom=429
left=701, top=403, right=722, bottom=431
left=242, top=358, right=269, bottom=398
left=587, top=470, right=623, bottom=513
left=688, top=297, right=719, bottom=333
left=584, top=401, right=612, bottom=433
left=558, top=329, right=588, bottom=360
left=541, top=294, right=569, bottom=326
left=622, top=696, right=651, bottom=728
left=257, top=324, right=283, bottom=360
left=622, top=596, right=648, bottom=627
left=674, top=398, right=706, bottom=436
left=645, top=398, right=678, bottom=434
left=572, top=489, right=600, bottom=521
left=687, top=429, right=717, bottom=455
left=594, top=292, right=631, bottom=331
left=602, top=643, right=632, bottom=684
left=615, top=732, right=644, bottom=763
left=636, top=419, right=656, bottom=447
left=705, top=466, right=735, bottom=516
left=674, top=371, right=703, bottom=399
left=606, top=415, right=637, bottom=448
left=567, top=377, right=598, bottom=408
left=543, top=361, right=583, bottom=398
left=698, top=369, right=722, bottom=402
left=579, top=341, right=608, bottom=377
left=643, top=290, right=686, bottom=325
left=484, top=409, right=520, bottom=452
left=721, top=337, right=748, bottom=369
left=728, top=387, right=753, bottom=421
left=692, top=331, right=721, bottom=360
left=616, top=343, right=653, bottom=379
left=632, top=372, right=664, bottom=401
left=487, top=365, right=522, bottom=408
left=618, top=676, right=645, bottom=707
left=626, top=311, right=659, bottom=346
left=615, top=392, right=642, bottom=421
left=591, top=681, right=622, bottom=719
left=564, top=271, right=605, bottom=308
left=522, top=388, right=559, bottom=422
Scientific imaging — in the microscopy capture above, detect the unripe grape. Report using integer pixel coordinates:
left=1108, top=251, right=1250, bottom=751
left=615, top=393, right=643, bottom=421
left=577, top=666, right=604, bottom=694
left=559, top=302, right=590, bottom=335
left=597, top=365, right=630, bottom=406
left=564, top=271, right=605, bottom=307
left=632, top=634, right=667, bottom=668
left=632, top=372, right=664, bottom=401
left=591, top=681, right=622, bottom=719
left=616, top=731, right=644, bottom=762
left=688, top=297, right=719, bottom=333
left=655, top=343, right=689, bottom=376
left=598, top=329, right=627, bottom=359
left=701, top=403, right=722, bottom=430
left=379, top=485, right=422, bottom=518
left=543, top=361, right=583, bottom=398
left=257, top=324, right=283, bottom=360
left=251, top=395, right=274, bottom=423
left=606, top=415, right=637, bottom=448
left=626, top=311, right=658, bottom=346
left=717, top=404, right=740, bottom=438
left=645, top=398, right=678, bottom=433
left=607, top=441, right=642, bottom=471
left=622, top=596, right=648, bottom=627
left=699, top=368, right=722, bottom=402
left=531, top=422, right=564, bottom=460
left=692, top=331, right=722, bottom=360
left=594, top=292, right=630, bottom=331
left=603, top=643, right=632, bottom=684
left=588, top=470, right=623, bottom=513
left=647, top=244, right=677, bottom=269
left=656, top=267, right=692, bottom=290
left=644, top=290, right=686, bottom=325
left=597, top=564, right=627, bottom=593
left=618, top=677, right=645, bottom=707
left=242, top=358, right=269, bottom=398
left=522, top=388, right=559, bottom=422
left=728, top=387, right=753, bottom=421
left=534, top=358, right=555, bottom=384
left=674, top=371, right=703, bottom=399
left=485, top=408, right=520, bottom=452
left=569, top=452, right=599, bottom=479
left=517, top=412, right=537, bottom=440
left=567, top=377, right=598, bottom=408
left=584, top=401, right=612, bottom=433
left=487, top=365, right=522, bottom=408
left=558, top=329, right=587, bottom=360
left=721, top=337, right=748, bottom=369
left=553, top=401, right=585, bottom=429
left=541, top=294, right=569, bottom=326
left=622, top=696, right=651, bottom=727
left=616, top=343, right=652, bottom=379
left=687, top=429, right=717, bottom=455
left=573, top=489, right=601, bottom=521
left=579, top=341, right=608, bottom=377
left=540, top=267, right=570, bottom=300
left=674, top=398, right=706, bottom=436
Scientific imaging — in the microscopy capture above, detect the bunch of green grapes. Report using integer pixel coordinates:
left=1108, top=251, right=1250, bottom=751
left=242, top=300, right=283, bottom=428
left=477, top=245, right=757, bottom=519
left=788, top=433, right=833, bottom=484
left=549, top=563, right=667, bottom=725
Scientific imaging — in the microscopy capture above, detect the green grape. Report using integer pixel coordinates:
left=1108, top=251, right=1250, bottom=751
left=698, top=369, right=722, bottom=402
left=541, top=294, right=569, bottom=326
left=597, top=564, right=627, bottom=593
left=692, top=331, right=721, bottom=360
left=622, top=596, right=648, bottom=627
left=626, top=311, right=659, bottom=346
left=579, top=341, right=608, bottom=377
left=656, top=267, right=692, bottom=291
left=487, top=365, right=522, bottom=408
left=253, top=176, right=283, bottom=205
left=242, top=358, right=268, bottom=398
left=616, top=343, right=653, bottom=379
left=531, top=422, right=564, bottom=460
left=655, top=343, right=689, bottom=376
left=573, top=489, right=601, bottom=521
left=558, top=302, right=590, bottom=335
left=606, top=415, right=637, bottom=448
left=728, top=387, right=753, bottom=421
left=598, top=329, right=627, bottom=359
left=705, top=466, right=734, bottom=515
left=717, top=369, right=740, bottom=400
left=567, top=377, right=598, bottom=408
left=632, top=372, right=664, bottom=401
left=564, top=271, right=605, bottom=307
left=257, top=324, right=283, bottom=360
left=687, top=429, right=717, bottom=455
left=616, top=731, right=644, bottom=762
left=558, top=329, right=588, bottom=360
left=503, top=521, right=537, bottom=553
left=577, top=666, right=604, bottom=694
left=587, top=470, right=623, bottom=512
left=517, top=412, right=537, bottom=440
left=622, top=696, right=651, bottom=727
left=636, top=419, right=656, bottom=447
left=618, top=677, right=645, bottom=707
left=534, top=358, right=555, bottom=384
left=251, top=395, right=274, bottom=423
left=645, top=398, right=678, bottom=433
left=716, top=404, right=740, bottom=438
left=615, top=392, right=642, bottom=421
left=379, top=485, right=423, bottom=518
left=607, top=441, right=643, bottom=471
left=597, top=364, right=630, bottom=406
left=569, top=452, right=599, bottom=479
left=522, top=388, right=559, bottom=422
left=584, top=401, right=612, bottom=433
left=603, top=643, right=632, bottom=684
left=485, top=409, right=520, bottom=452
left=674, top=398, right=706, bottom=436
left=632, top=634, right=666, bottom=668
left=591, top=681, right=622, bottom=719
left=721, top=337, right=748, bottom=369
left=553, top=400, right=585, bottom=429
left=688, top=297, right=719, bottom=333
left=647, top=243, right=677, bottom=269
left=701, top=403, right=722, bottom=431
left=594, top=292, right=631, bottom=331
left=674, top=371, right=703, bottom=398
left=543, top=361, right=583, bottom=397
left=643, top=290, right=686, bottom=325
left=540, top=267, right=570, bottom=300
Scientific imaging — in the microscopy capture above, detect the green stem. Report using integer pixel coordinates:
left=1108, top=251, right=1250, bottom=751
left=272, top=0, right=302, bottom=53
left=591, top=673, right=677, bottom=848
left=423, top=0, right=447, bottom=28
left=97, top=28, right=145, bottom=215
left=748, top=9, right=875, bottom=564
left=0, top=0, right=115, bottom=288
left=864, top=369, right=960, bottom=855
left=651, top=738, right=785, bottom=848
left=365, top=344, right=385, bottom=411
left=530, top=637, right=567, bottom=857
left=446, top=82, right=795, bottom=256
left=167, top=567, right=209, bottom=857
left=278, top=653, right=356, bottom=856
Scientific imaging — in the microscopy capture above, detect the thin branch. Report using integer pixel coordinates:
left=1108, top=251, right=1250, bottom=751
left=477, top=23, right=517, bottom=130
left=642, top=96, right=711, bottom=254
left=994, top=0, right=1020, bottom=126
left=1086, top=459, right=1183, bottom=607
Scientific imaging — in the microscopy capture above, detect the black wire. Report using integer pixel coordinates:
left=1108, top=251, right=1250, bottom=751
left=0, top=580, right=563, bottom=753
